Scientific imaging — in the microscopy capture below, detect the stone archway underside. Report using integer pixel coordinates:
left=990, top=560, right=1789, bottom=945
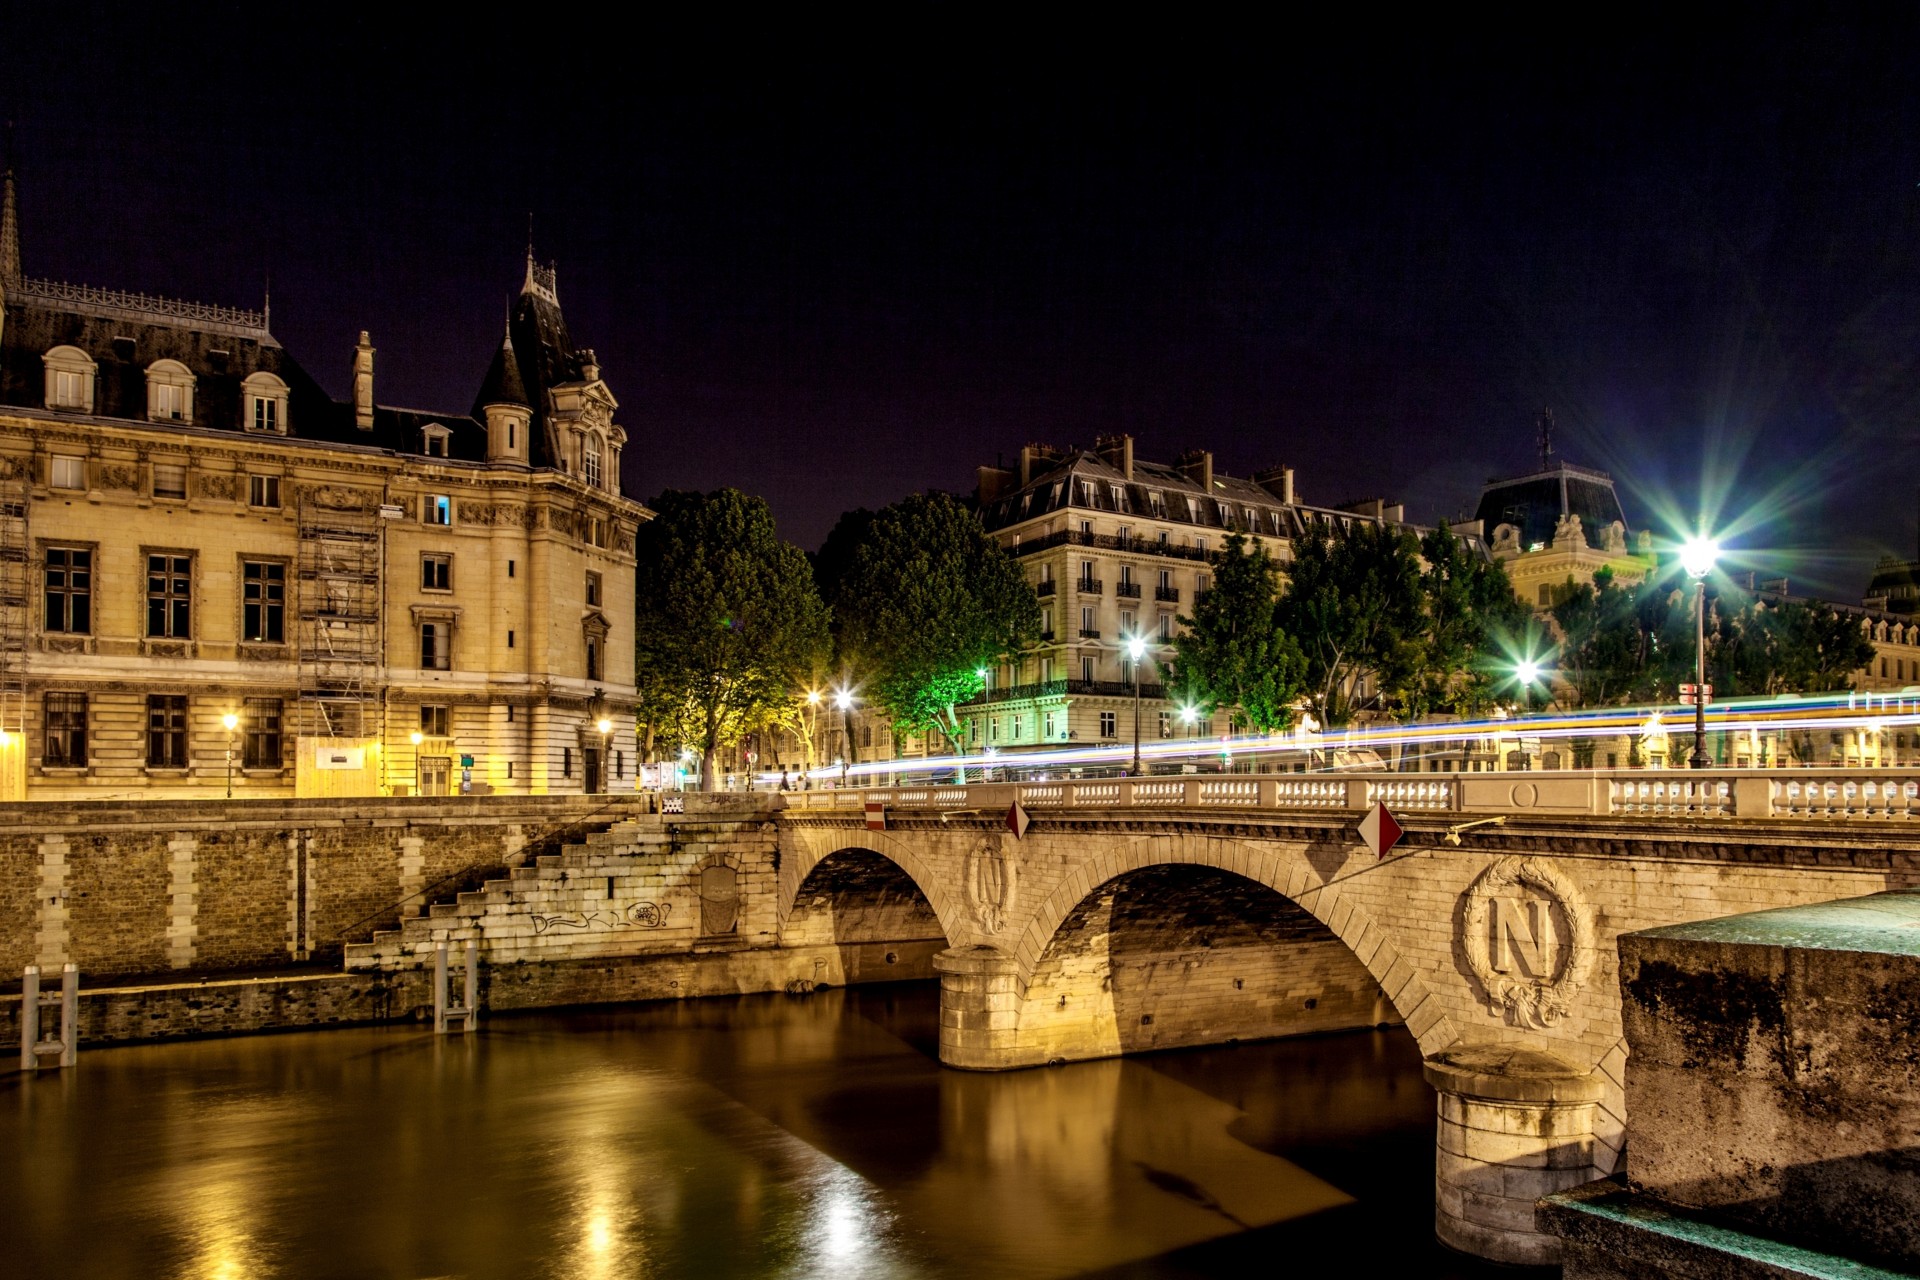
left=780, top=845, right=951, bottom=986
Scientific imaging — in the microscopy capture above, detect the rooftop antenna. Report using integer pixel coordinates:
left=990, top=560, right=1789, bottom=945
left=1537, top=407, right=1556, bottom=470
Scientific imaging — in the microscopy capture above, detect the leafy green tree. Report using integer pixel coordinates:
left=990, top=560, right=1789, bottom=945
left=1402, top=523, right=1540, bottom=717
left=829, top=492, right=1041, bottom=764
left=1719, top=594, right=1874, bottom=696
left=1167, top=533, right=1306, bottom=732
left=1276, top=519, right=1424, bottom=725
left=634, top=489, right=830, bottom=789
left=1549, top=569, right=1651, bottom=707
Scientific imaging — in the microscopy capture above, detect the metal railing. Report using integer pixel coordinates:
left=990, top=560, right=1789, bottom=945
left=1013, top=529, right=1218, bottom=565
left=781, top=768, right=1920, bottom=822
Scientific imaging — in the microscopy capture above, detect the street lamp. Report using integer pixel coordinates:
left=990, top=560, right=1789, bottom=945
left=1680, top=536, right=1720, bottom=768
left=834, top=688, right=855, bottom=784
left=221, top=711, right=239, bottom=798
left=1126, top=635, right=1147, bottom=775
left=596, top=717, right=613, bottom=792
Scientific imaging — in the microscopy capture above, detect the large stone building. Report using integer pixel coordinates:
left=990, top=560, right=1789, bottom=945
left=1472, top=438, right=1654, bottom=607
left=967, top=435, right=1478, bottom=756
left=0, top=167, right=646, bottom=799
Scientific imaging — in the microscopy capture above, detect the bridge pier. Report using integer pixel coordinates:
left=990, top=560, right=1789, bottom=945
left=932, top=945, right=1021, bottom=1070
left=1424, top=1044, right=1604, bottom=1266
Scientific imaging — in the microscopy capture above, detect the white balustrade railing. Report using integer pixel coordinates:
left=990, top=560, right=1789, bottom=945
left=776, top=767, right=1920, bottom=823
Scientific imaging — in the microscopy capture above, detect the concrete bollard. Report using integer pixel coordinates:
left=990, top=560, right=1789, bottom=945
left=432, top=940, right=480, bottom=1034
left=463, top=939, right=479, bottom=1034
left=59, top=964, right=77, bottom=1067
left=433, top=942, right=449, bottom=1034
left=19, top=964, right=79, bottom=1070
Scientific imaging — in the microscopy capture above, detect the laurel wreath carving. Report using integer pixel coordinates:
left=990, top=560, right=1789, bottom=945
left=1460, top=855, right=1595, bottom=1029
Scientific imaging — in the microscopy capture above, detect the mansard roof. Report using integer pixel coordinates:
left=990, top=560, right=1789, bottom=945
left=0, top=172, right=621, bottom=484
left=1473, top=458, right=1629, bottom=551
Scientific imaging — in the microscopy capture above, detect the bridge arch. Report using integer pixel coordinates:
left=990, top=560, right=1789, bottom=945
left=1008, top=832, right=1460, bottom=1058
left=777, top=829, right=967, bottom=985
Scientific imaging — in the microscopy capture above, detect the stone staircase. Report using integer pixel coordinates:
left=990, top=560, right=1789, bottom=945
left=342, top=809, right=777, bottom=972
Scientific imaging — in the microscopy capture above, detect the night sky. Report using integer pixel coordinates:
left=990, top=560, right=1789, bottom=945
left=9, top=9, right=1920, bottom=596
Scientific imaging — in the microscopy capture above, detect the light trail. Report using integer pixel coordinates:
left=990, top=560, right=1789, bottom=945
left=758, top=688, right=1920, bottom=788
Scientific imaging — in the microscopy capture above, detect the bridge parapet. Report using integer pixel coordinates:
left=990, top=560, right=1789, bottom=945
left=785, top=767, right=1920, bottom=822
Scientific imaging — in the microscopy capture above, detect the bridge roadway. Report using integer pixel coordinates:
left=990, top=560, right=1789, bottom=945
left=776, top=767, right=1920, bottom=1263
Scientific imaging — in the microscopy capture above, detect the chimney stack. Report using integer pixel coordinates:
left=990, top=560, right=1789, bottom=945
left=1095, top=434, right=1134, bottom=481
left=1254, top=464, right=1296, bottom=505
left=1176, top=449, right=1213, bottom=492
left=352, top=331, right=375, bottom=431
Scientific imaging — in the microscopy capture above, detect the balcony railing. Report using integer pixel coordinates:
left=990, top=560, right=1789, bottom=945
left=1079, top=627, right=1102, bottom=639
left=1035, top=580, right=1057, bottom=597
left=1013, top=529, right=1219, bottom=564
left=1155, top=586, right=1180, bottom=602
left=963, top=678, right=1168, bottom=706
left=1077, top=579, right=1104, bottom=595
left=1116, top=581, right=1142, bottom=598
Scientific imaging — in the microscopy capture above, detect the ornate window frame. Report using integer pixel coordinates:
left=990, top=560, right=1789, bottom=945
left=145, top=359, right=196, bottom=424
left=241, top=370, right=289, bottom=434
left=43, top=346, right=97, bottom=413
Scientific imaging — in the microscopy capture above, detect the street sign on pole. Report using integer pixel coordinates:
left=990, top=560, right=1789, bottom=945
left=1679, top=683, right=1713, bottom=707
left=1358, top=802, right=1403, bottom=859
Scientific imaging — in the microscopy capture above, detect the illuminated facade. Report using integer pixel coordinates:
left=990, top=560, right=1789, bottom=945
left=0, top=167, right=646, bottom=798
left=967, top=435, right=1475, bottom=757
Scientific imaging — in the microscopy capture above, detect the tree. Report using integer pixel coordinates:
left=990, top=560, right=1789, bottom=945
left=1549, top=569, right=1650, bottom=707
left=1402, top=523, right=1540, bottom=718
left=634, top=489, right=830, bottom=790
left=1276, top=519, right=1424, bottom=725
left=829, top=492, right=1041, bottom=764
left=1168, top=533, right=1306, bottom=732
left=1719, top=595, right=1874, bottom=696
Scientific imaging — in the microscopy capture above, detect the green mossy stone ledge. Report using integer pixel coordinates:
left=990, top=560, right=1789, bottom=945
left=1539, top=1178, right=1913, bottom=1280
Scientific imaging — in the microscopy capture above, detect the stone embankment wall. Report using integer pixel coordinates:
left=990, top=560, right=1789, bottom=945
left=0, top=793, right=641, bottom=985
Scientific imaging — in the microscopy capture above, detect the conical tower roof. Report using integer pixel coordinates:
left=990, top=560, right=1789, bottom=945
left=475, top=321, right=529, bottom=410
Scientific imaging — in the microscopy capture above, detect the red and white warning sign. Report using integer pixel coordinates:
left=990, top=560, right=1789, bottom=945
left=1005, top=801, right=1031, bottom=840
left=865, top=800, right=886, bottom=832
left=1357, top=802, right=1403, bottom=859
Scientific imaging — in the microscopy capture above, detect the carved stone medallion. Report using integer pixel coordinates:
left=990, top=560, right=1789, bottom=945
left=1460, top=856, right=1595, bottom=1029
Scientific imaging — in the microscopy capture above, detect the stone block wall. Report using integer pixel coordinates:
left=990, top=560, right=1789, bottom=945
left=0, top=795, right=639, bottom=987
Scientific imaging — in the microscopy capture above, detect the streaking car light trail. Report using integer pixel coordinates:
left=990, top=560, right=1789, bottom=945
left=767, top=689, right=1920, bottom=786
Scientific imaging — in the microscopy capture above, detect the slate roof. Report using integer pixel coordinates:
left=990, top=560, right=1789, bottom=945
left=1473, top=461, right=1630, bottom=550
left=0, top=171, right=611, bottom=480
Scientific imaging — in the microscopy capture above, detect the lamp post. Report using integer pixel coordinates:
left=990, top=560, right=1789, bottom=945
left=835, top=689, right=854, bottom=786
left=596, top=717, right=613, bottom=792
left=222, top=712, right=239, bottom=798
left=1126, top=635, right=1146, bottom=775
left=1680, top=537, right=1720, bottom=768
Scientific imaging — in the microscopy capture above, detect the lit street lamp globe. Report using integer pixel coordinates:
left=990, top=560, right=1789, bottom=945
left=1516, top=660, right=1540, bottom=686
left=1680, top=536, right=1720, bottom=580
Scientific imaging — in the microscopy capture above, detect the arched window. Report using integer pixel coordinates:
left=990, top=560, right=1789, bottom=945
left=145, top=359, right=195, bottom=424
left=241, top=371, right=289, bottom=434
left=582, top=433, right=604, bottom=489
left=43, top=346, right=97, bottom=413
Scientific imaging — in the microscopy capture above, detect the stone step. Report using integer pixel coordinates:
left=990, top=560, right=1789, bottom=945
left=429, top=902, right=459, bottom=919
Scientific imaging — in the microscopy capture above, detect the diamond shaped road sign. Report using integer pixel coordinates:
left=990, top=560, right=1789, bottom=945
left=1006, top=801, right=1032, bottom=840
left=1358, top=802, right=1403, bottom=859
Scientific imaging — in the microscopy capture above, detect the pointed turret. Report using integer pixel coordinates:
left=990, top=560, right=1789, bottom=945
left=477, top=321, right=529, bottom=410
left=479, top=320, right=532, bottom=467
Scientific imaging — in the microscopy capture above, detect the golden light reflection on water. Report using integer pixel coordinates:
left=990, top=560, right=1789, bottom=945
left=2, top=989, right=1460, bottom=1280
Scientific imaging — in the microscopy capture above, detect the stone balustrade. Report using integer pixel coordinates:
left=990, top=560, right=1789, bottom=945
left=783, top=767, right=1920, bottom=822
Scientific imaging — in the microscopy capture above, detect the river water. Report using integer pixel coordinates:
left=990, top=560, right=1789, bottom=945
left=3, top=983, right=1509, bottom=1279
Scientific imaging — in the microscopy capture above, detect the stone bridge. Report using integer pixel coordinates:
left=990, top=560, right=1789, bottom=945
left=776, top=769, right=1920, bottom=1263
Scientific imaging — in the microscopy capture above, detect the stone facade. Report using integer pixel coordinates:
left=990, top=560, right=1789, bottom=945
left=0, top=166, right=646, bottom=800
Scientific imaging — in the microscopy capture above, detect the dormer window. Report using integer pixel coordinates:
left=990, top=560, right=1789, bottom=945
left=43, top=346, right=97, bottom=413
left=145, top=360, right=195, bottom=423
left=582, top=433, right=604, bottom=489
left=242, top=371, right=289, bottom=435
left=421, top=423, right=451, bottom=458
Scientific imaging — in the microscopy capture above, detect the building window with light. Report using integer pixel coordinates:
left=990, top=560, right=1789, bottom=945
left=146, top=695, right=188, bottom=767
left=152, top=463, right=187, bottom=500
left=43, top=547, right=91, bottom=634
left=49, top=455, right=85, bottom=491
left=244, top=697, right=283, bottom=768
left=423, top=494, right=452, bottom=525
left=43, top=346, right=96, bottom=413
left=420, top=621, right=451, bottom=670
left=43, top=692, right=87, bottom=767
left=242, top=371, right=289, bottom=434
left=1100, top=711, right=1117, bottom=739
left=583, top=434, right=604, bottom=488
left=145, top=359, right=195, bottom=423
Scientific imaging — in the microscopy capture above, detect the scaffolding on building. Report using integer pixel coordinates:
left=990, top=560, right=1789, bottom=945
left=296, top=501, right=383, bottom=738
left=0, top=473, right=27, bottom=738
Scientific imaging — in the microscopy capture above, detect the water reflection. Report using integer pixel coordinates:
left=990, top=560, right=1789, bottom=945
left=1, top=983, right=1502, bottom=1278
